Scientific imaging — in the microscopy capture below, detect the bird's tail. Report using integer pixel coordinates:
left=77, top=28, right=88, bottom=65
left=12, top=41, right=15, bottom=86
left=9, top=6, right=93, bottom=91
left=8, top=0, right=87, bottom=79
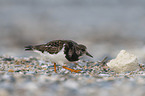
left=25, top=45, right=33, bottom=51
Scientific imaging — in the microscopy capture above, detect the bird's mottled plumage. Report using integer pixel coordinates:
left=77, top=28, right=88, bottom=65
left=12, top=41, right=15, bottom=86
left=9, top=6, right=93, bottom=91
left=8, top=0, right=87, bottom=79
left=25, top=40, right=93, bottom=63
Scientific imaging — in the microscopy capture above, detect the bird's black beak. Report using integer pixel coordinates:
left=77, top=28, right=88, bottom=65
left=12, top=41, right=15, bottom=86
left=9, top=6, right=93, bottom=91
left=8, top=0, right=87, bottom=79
left=86, top=52, right=93, bottom=58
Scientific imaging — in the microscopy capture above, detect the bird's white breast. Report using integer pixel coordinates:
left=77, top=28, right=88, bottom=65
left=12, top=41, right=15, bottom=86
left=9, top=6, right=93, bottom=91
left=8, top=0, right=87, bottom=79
left=34, top=47, right=69, bottom=65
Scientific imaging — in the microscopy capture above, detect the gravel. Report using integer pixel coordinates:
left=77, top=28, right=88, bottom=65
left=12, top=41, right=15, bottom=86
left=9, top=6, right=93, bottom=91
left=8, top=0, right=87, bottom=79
left=0, top=56, right=145, bottom=96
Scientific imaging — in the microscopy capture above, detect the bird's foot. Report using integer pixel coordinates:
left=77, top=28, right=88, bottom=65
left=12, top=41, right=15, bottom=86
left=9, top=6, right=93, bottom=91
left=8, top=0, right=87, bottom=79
left=62, top=66, right=81, bottom=73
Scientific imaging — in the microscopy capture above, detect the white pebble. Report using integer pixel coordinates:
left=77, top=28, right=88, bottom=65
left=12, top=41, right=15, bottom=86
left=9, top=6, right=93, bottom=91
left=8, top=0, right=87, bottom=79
left=107, top=50, right=139, bottom=73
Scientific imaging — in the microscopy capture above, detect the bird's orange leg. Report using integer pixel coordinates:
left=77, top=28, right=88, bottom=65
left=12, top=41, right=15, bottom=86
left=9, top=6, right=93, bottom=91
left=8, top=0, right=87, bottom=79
left=62, top=66, right=81, bottom=73
left=54, top=63, right=57, bottom=73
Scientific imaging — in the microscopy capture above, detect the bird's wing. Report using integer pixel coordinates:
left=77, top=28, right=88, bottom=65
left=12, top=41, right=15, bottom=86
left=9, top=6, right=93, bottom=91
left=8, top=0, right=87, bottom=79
left=33, top=40, right=65, bottom=54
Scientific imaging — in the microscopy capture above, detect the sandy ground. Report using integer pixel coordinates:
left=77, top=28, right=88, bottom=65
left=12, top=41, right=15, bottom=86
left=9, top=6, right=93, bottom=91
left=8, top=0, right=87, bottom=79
left=0, top=56, right=145, bottom=96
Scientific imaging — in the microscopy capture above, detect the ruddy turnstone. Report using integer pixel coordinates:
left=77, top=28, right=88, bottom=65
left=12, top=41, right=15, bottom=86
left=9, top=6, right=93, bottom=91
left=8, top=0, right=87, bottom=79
left=25, top=40, right=93, bottom=73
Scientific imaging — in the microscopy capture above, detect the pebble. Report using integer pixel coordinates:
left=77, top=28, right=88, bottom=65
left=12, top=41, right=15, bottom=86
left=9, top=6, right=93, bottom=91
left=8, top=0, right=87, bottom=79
left=107, top=50, right=139, bottom=73
left=0, top=56, right=144, bottom=96
left=8, top=69, right=14, bottom=72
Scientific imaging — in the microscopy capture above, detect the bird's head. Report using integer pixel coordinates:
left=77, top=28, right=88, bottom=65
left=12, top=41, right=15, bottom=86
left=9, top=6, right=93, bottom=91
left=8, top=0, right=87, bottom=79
left=78, top=44, right=93, bottom=58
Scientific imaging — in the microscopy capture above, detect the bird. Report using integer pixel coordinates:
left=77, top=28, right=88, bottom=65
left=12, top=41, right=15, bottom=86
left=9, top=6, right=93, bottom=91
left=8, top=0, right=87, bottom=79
left=25, top=40, right=93, bottom=73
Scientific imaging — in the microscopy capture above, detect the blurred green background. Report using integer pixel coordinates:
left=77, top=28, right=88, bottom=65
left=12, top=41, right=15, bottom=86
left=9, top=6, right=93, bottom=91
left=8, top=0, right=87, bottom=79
left=0, top=0, right=145, bottom=61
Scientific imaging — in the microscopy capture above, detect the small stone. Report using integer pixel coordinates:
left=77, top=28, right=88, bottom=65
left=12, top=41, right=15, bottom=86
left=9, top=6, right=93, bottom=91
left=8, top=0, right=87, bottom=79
left=105, top=77, right=114, bottom=81
left=15, top=70, right=21, bottom=72
left=8, top=69, right=14, bottom=72
left=107, top=50, right=139, bottom=73
left=26, top=65, right=33, bottom=68
left=3, top=57, right=14, bottom=61
left=43, top=68, right=47, bottom=70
